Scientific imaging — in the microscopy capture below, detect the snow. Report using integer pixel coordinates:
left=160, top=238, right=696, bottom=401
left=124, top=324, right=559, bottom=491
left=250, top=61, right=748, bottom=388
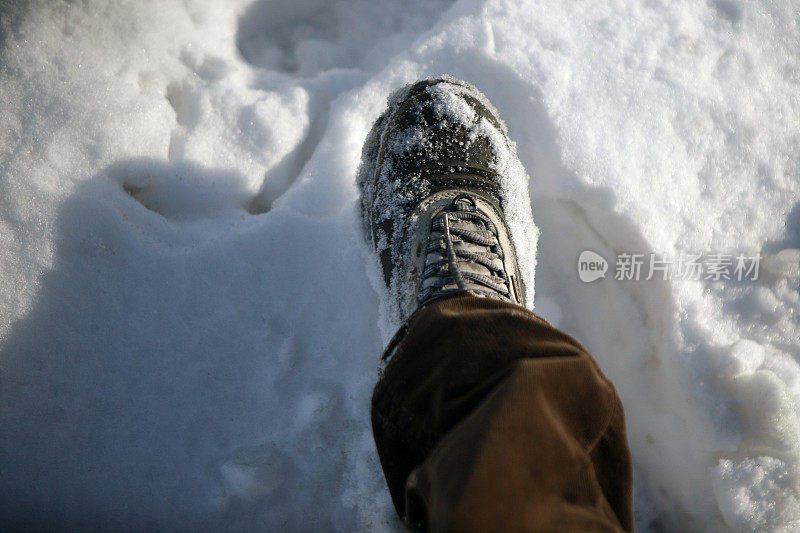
left=0, top=0, right=798, bottom=530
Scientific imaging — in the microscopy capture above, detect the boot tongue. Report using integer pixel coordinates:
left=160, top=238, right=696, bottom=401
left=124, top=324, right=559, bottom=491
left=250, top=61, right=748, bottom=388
left=453, top=197, right=474, bottom=212
left=446, top=215, right=498, bottom=278
left=419, top=196, right=507, bottom=300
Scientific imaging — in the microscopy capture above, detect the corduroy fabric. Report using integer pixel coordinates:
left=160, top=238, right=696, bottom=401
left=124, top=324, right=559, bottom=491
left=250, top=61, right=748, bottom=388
left=371, top=292, right=633, bottom=532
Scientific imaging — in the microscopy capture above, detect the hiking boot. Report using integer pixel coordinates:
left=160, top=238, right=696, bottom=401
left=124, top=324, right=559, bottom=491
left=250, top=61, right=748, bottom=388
left=357, top=76, right=532, bottom=323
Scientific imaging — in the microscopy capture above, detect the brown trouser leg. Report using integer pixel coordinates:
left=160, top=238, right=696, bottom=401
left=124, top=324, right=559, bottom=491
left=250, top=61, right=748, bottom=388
left=371, top=293, right=633, bottom=532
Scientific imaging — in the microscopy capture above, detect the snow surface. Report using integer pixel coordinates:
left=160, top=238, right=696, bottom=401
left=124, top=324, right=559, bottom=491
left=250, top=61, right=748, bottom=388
left=0, top=0, right=798, bottom=530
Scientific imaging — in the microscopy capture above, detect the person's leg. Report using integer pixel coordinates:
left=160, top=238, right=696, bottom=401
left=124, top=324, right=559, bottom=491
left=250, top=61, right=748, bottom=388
left=357, top=76, right=633, bottom=531
left=372, top=293, right=633, bottom=532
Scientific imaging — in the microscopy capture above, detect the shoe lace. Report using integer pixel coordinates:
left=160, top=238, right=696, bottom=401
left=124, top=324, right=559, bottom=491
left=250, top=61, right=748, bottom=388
left=419, top=194, right=512, bottom=304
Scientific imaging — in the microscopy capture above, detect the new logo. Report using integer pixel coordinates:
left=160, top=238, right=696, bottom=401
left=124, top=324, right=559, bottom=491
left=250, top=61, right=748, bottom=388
left=578, top=250, right=608, bottom=282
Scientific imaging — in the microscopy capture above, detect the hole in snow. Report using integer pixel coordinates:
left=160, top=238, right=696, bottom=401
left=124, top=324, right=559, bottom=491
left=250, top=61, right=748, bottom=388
left=236, top=0, right=455, bottom=76
left=711, top=0, right=743, bottom=24
left=112, top=159, right=252, bottom=220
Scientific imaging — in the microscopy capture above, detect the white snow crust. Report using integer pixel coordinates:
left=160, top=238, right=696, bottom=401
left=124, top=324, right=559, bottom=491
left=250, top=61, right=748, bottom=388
left=1, top=0, right=798, bottom=530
